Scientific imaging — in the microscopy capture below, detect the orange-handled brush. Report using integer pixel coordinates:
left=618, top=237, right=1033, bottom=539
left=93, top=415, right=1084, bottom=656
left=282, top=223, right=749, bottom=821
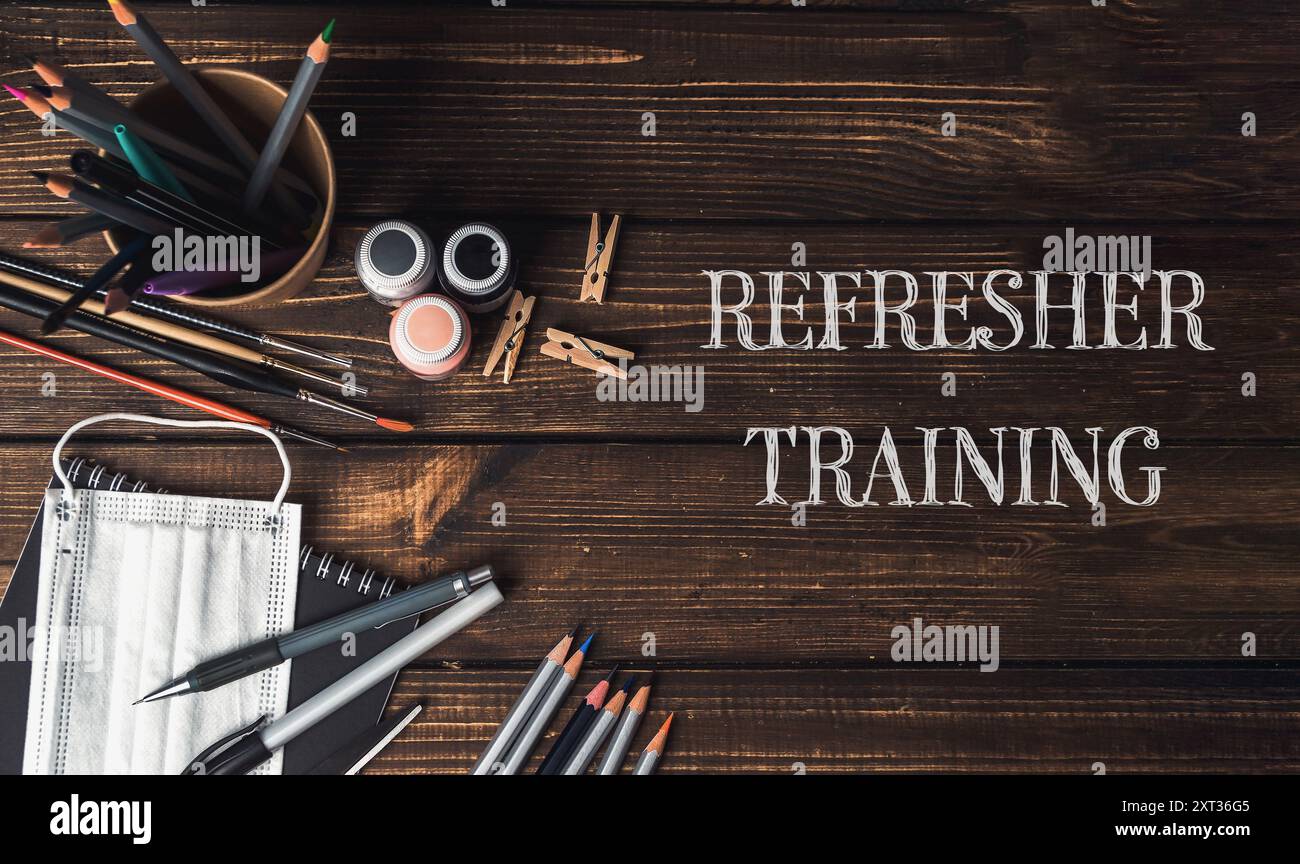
left=0, top=327, right=343, bottom=451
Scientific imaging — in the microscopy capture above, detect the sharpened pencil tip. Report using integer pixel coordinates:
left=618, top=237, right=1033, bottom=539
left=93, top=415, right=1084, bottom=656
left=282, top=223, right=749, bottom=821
left=3, top=83, right=26, bottom=101
left=103, top=288, right=128, bottom=315
left=31, top=170, right=49, bottom=184
left=578, top=631, right=596, bottom=654
left=322, top=18, right=336, bottom=44
left=620, top=675, right=637, bottom=692
left=108, top=0, right=136, bottom=27
left=603, top=665, right=620, bottom=684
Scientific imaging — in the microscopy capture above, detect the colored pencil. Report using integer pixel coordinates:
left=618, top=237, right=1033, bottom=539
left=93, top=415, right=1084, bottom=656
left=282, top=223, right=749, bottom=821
left=0, top=328, right=341, bottom=450
left=114, top=122, right=192, bottom=200
left=498, top=633, right=593, bottom=775
left=6, top=83, right=120, bottom=153
left=48, top=82, right=240, bottom=184
left=596, top=675, right=653, bottom=774
left=537, top=666, right=618, bottom=775
left=106, top=0, right=307, bottom=222
left=34, top=171, right=175, bottom=236
left=6, top=267, right=361, bottom=394
left=0, top=279, right=406, bottom=430
left=3, top=84, right=243, bottom=212
left=29, top=55, right=125, bottom=116
left=39, top=232, right=149, bottom=334
left=70, top=150, right=286, bottom=245
left=44, top=81, right=314, bottom=206
left=244, top=20, right=333, bottom=211
left=0, top=251, right=351, bottom=368
left=471, top=628, right=576, bottom=775
left=632, top=713, right=674, bottom=775
left=105, top=251, right=156, bottom=314
left=561, top=675, right=634, bottom=775
left=23, top=213, right=118, bottom=249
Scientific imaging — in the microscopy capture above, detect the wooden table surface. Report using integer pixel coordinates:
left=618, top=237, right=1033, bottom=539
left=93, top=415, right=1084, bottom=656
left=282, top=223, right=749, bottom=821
left=0, top=1, right=1297, bottom=773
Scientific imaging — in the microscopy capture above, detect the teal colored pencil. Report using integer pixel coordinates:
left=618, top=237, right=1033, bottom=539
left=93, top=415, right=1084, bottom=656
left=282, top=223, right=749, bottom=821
left=114, top=123, right=193, bottom=202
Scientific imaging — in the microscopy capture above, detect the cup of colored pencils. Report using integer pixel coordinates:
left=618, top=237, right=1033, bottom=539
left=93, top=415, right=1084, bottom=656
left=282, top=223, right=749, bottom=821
left=107, top=66, right=337, bottom=307
left=19, top=2, right=339, bottom=308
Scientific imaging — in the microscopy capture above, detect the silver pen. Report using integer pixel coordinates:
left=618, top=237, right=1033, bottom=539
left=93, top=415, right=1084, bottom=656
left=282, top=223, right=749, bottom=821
left=183, top=583, right=505, bottom=775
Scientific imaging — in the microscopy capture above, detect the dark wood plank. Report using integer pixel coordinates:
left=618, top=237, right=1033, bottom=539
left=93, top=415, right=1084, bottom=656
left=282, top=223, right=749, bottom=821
left=0, top=2, right=1296, bottom=219
left=0, top=219, right=1293, bottom=441
left=2, top=441, right=1295, bottom=662
left=371, top=667, right=1300, bottom=773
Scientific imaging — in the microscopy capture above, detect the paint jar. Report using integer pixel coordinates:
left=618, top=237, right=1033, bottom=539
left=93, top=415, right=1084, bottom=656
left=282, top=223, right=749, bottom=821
left=356, top=220, right=435, bottom=306
left=389, top=294, right=472, bottom=380
left=437, top=222, right=515, bottom=313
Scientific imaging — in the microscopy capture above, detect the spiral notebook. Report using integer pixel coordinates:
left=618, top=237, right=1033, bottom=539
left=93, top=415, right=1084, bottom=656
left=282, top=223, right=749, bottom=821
left=0, top=457, right=417, bottom=775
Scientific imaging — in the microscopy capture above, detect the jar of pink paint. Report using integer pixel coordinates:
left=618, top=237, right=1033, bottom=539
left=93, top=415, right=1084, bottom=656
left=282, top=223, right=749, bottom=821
left=388, top=294, right=472, bottom=380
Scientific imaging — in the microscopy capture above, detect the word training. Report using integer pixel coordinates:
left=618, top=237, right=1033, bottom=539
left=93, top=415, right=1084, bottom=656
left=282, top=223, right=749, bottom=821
left=703, top=269, right=1212, bottom=352
left=744, top=425, right=1164, bottom=508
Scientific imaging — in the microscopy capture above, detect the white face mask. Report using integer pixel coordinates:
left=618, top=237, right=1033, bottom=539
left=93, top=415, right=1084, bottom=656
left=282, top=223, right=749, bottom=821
left=23, top=414, right=302, bottom=775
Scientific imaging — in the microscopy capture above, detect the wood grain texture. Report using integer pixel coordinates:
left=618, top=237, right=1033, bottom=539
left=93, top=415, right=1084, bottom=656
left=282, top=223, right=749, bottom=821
left=2, top=442, right=1295, bottom=662
left=0, top=219, right=1293, bottom=441
left=372, top=668, right=1300, bottom=774
left=0, top=2, right=1297, bottom=220
left=0, top=0, right=1295, bottom=773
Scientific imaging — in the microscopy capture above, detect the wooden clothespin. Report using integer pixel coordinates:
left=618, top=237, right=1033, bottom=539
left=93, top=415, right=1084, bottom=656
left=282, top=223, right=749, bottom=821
left=540, top=328, right=634, bottom=379
left=580, top=213, right=621, bottom=303
left=482, top=291, right=535, bottom=383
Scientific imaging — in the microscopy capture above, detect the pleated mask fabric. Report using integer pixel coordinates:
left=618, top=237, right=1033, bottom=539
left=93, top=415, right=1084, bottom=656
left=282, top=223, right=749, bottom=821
left=22, top=414, right=300, bottom=775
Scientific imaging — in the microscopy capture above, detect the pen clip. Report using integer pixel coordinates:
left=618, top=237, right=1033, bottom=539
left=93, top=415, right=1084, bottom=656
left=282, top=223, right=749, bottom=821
left=373, top=573, right=470, bottom=629
left=372, top=599, right=447, bottom=630
left=181, top=713, right=266, bottom=775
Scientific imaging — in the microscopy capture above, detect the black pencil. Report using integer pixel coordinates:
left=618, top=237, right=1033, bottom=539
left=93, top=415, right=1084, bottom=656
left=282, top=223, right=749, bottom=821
left=40, top=232, right=148, bottom=333
left=0, top=280, right=410, bottom=431
left=537, top=666, right=618, bottom=775
left=70, top=151, right=285, bottom=246
left=34, top=171, right=175, bottom=236
left=0, top=251, right=351, bottom=368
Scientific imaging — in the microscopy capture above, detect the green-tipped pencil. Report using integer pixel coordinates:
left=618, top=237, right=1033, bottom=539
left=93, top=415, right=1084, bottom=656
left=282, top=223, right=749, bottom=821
left=244, top=20, right=333, bottom=211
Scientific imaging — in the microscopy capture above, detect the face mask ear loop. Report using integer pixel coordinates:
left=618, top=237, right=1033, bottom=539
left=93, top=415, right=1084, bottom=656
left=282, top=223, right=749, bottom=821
left=52, top=413, right=292, bottom=526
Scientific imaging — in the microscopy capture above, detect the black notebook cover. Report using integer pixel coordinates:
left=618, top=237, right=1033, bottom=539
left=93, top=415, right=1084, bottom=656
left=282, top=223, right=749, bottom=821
left=0, top=458, right=415, bottom=775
